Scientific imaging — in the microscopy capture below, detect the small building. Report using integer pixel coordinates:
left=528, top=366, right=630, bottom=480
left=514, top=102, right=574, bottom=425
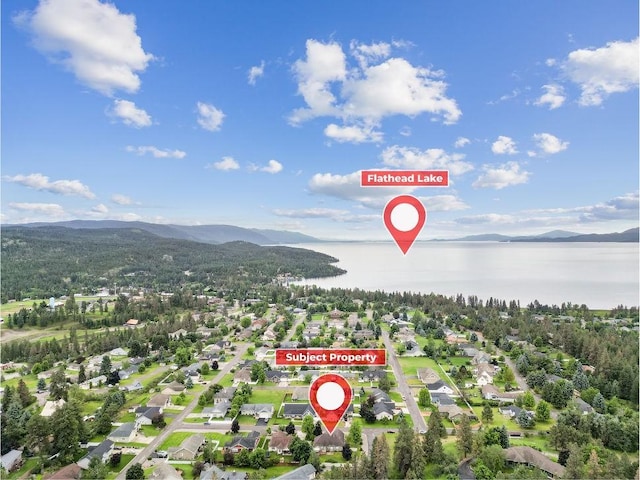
left=504, top=446, right=565, bottom=478
left=162, top=381, right=186, bottom=395
left=169, top=433, right=205, bottom=460
left=200, top=464, right=248, bottom=480
left=135, top=406, right=162, bottom=426
left=240, top=403, right=275, bottom=420
left=150, top=462, right=182, bottom=480
left=202, top=400, right=230, bottom=418
left=373, top=402, right=394, bottom=421
left=417, top=368, right=441, bottom=386
left=427, top=380, right=455, bottom=395
left=273, top=464, right=316, bottom=480
left=108, top=422, right=138, bottom=443
left=282, top=403, right=316, bottom=419
left=0, top=450, right=22, bottom=473
left=214, top=387, right=236, bottom=403
left=291, top=387, right=308, bottom=401
left=224, top=431, right=261, bottom=453
left=148, top=393, right=172, bottom=409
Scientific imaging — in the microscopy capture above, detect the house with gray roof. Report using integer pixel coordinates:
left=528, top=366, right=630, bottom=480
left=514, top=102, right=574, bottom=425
left=169, top=433, right=205, bottom=460
left=273, top=464, right=316, bottom=480
left=108, top=422, right=138, bottom=443
left=240, top=403, right=274, bottom=420
left=77, top=440, right=114, bottom=469
left=224, top=431, right=260, bottom=453
left=202, top=400, right=231, bottom=418
left=313, top=429, right=345, bottom=453
left=282, top=403, right=316, bottom=419
left=200, top=464, right=248, bottom=480
left=0, top=450, right=22, bottom=473
left=214, top=387, right=236, bottom=403
left=504, top=446, right=565, bottom=478
left=150, top=462, right=182, bottom=480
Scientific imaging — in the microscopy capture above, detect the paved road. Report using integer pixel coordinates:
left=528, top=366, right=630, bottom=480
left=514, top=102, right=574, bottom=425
left=381, top=330, right=427, bottom=432
left=115, top=342, right=250, bottom=479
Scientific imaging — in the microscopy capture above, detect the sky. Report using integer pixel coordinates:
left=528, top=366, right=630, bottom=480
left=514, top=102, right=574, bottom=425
left=2, top=0, right=639, bottom=240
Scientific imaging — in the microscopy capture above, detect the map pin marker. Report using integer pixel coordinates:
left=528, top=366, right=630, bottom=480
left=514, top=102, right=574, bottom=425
left=309, top=373, right=352, bottom=435
left=383, top=195, right=426, bottom=255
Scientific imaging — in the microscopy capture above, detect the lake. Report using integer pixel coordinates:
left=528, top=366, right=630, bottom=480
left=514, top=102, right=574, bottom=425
left=292, top=242, right=639, bottom=310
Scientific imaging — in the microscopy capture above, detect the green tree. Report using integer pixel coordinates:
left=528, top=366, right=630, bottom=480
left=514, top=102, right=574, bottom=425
left=17, top=379, right=35, bottom=407
left=535, top=400, right=550, bottom=422
left=418, top=388, right=431, bottom=408
left=473, top=460, right=496, bottom=480
left=313, top=421, right=322, bottom=437
left=478, top=445, right=505, bottom=474
left=200, top=363, right=210, bottom=376
left=341, top=443, right=353, bottom=461
left=369, top=434, right=390, bottom=479
left=84, top=457, right=108, bottom=480
left=51, top=400, right=87, bottom=463
left=563, top=444, right=584, bottom=480
left=482, top=404, right=494, bottom=423
left=37, top=378, right=46, bottom=391
left=360, top=395, right=376, bottom=423
left=25, top=414, right=51, bottom=460
left=347, top=419, right=362, bottom=446
left=456, top=414, right=473, bottom=458
left=285, top=421, right=295, bottom=435
left=522, top=391, right=535, bottom=409
left=49, top=369, right=68, bottom=401
left=378, top=373, right=393, bottom=393
left=78, top=364, right=87, bottom=384
left=301, top=414, right=315, bottom=440
left=249, top=448, right=268, bottom=469
left=290, top=437, right=312, bottom=463
left=99, top=355, right=112, bottom=376
left=174, top=346, right=192, bottom=367
left=231, top=419, right=240, bottom=433
left=428, top=409, right=447, bottom=438
left=393, top=418, right=415, bottom=478
left=125, top=462, right=145, bottom=480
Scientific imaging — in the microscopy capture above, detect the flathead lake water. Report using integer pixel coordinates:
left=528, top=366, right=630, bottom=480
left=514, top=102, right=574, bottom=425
left=292, top=242, right=639, bottom=310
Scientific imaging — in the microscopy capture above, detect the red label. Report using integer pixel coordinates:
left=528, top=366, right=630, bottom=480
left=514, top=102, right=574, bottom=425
left=275, top=348, right=387, bottom=366
left=361, top=170, right=449, bottom=187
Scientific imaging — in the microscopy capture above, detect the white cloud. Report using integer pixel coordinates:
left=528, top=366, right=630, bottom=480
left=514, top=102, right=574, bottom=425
left=4, top=173, right=95, bottom=198
left=399, top=126, right=412, bottom=137
left=9, top=202, right=66, bottom=216
left=249, top=160, right=283, bottom=174
left=534, top=84, right=566, bottom=110
left=454, top=137, right=470, bottom=148
left=126, top=145, right=186, bottom=158
left=324, top=123, right=383, bottom=144
left=14, top=0, right=154, bottom=96
left=455, top=213, right=516, bottom=225
left=563, top=37, right=639, bottom=106
left=209, top=157, right=240, bottom=171
left=577, top=192, right=639, bottom=222
left=273, top=207, right=378, bottom=223
left=289, top=39, right=461, bottom=142
left=491, top=136, right=518, bottom=155
left=472, top=162, right=530, bottom=189
left=380, top=145, right=474, bottom=176
left=420, top=195, right=470, bottom=212
left=111, top=194, right=133, bottom=205
left=533, top=133, right=569, bottom=154
left=248, top=61, right=265, bottom=85
left=111, top=99, right=152, bottom=127
left=91, top=203, right=108, bottom=214
left=197, top=102, right=225, bottom=131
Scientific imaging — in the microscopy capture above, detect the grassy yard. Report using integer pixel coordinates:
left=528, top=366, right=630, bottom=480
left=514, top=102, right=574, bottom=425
left=251, top=387, right=288, bottom=406
left=158, top=431, right=192, bottom=450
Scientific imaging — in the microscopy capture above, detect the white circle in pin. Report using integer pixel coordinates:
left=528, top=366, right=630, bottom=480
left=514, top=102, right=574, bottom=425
left=390, top=203, right=419, bottom=232
left=316, top=382, right=345, bottom=410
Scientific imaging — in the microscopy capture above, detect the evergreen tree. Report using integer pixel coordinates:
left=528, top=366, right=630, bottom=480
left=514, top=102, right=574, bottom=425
left=313, top=421, right=323, bottom=437
left=17, top=379, right=35, bottom=407
left=85, top=457, right=109, bottom=480
left=231, top=419, right=240, bottom=433
left=301, top=414, right=315, bottom=440
left=456, top=414, right=473, bottom=458
left=535, top=400, right=550, bottom=422
left=285, top=421, right=296, bottom=435
left=393, top=418, right=415, bottom=478
left=428, top=409, right=447, bottom=438
left=482, top=404, right=494, bottom=423
left=341, top=443, right=352, bottom=461
left=125, top=462, right=145, bottom=480
left=78, top=364, right=87, bottom=384
left=347, top=419, right=362, bottom=446
left=563, top=444, right=584, bottom=480
left=99, top=355, right=112, bottom=376
left=418, top=388, right=431, bottom=408
left=369, top=434, right=390, bottom=480
left=37, top=378, right=46, bottom=391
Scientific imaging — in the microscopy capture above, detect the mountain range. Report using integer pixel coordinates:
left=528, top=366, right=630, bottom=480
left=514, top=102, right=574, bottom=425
left=435, top=228, right=639, bottom=243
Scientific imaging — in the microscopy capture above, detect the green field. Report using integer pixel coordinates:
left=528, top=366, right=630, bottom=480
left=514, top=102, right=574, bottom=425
left=158, top=431, right=192, bottom=450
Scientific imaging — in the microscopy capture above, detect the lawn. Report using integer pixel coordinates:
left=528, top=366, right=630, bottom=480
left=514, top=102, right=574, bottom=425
left=158, top=431, right=192, bottom=450
left=398, top=356, right=443, bottom=377
left=251, top=388, right=288, bottom=406
left=4, top=457, right=39, bottom=480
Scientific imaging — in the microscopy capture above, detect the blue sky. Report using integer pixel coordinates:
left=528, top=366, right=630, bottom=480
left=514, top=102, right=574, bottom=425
left=2, top=0, right=638, bottom=240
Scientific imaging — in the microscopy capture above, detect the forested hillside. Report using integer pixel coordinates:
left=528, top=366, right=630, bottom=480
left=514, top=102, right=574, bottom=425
left=0, top=226, right=345, bottom=301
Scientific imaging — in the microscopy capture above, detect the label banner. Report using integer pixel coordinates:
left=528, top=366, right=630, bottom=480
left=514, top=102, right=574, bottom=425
left=275, top=348, right=387, bottom=366
left=361, top=170, right=449, bottom=187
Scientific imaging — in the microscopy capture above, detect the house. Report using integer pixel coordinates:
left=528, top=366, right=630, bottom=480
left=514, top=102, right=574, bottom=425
left=472, top=352, right=492, bottom=365
left=41, top=399, right=66, bottom=417
left=296, top=370, right=321, bottom=382
left=118, top=365, right=139, bottom=380
left=123, top=380, right=143, bottom=392
left=148, top=393, right=172, bottom=409
left=273, top=464, right=316, bottom=480
left=234, top=368, right=252, bottom=384
left=162, top=381, right=186, bottom=395
left=77, top=440, right=114, bottom=469
left=169, top=433, right=205, bottom=460
left=47, top=463, right=82, bottom=479
left=266, top=370, right=289, bottom=383
left=135, top=406, right=162, bottom=425
left=269, top=430, right=293, bottom=454
left=150, top=462, right=182, bottom=480
left=430, top=392, right=455, bottom=406
left=169, top=329, right=187, bottom=339
left=499, top=405, right=522, bottom=418
left=240, top=403, right=274, bottom=420
left=481, top=385, right=519, bottom=403
left=200, top=464, right=248, bottom=480
left=427, top=380, right=455, bottom=395
left=224, top=431, right=261, bottom=453
left=504, top=446, right=565, bottom=478
left=214, top=387, right=236, bottom=403
left=417, top=368, right=441, bottom=386
left=202, top=400, right=231, bottom=418
left=438, top=404, right=466, bottom=422
left=462, top=347, right=480, bottom=358
left=124, top=319, right=139, bottom=327
left=361, top=369, right=388, bottom=382
left=108, top=422, right=138, bottom=443
left=291, top=387, right=309, bottom=401
left=0, top=450, right=22, bottom=473
left=182, top=363, right=202, bottom=379
left=373, top=402, right=394, bottom=421
left=80, top=375, right=107, bottom=389
left=110, top=347, right=128, bottom=356
left=282, top=403, right=316, bottom=419
left=313, top=429, right=345, bottom=453
left=574, top=398, right=594, bottom=415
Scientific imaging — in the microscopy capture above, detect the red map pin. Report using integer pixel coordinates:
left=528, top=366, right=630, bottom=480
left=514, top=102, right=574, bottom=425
left=309, top=373, right=352, bottom=435
left=383, top=195, right=427, bottom=255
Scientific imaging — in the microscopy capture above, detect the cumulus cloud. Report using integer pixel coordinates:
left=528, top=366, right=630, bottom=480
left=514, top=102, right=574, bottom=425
left=197, top=102, right=225, bottom=131
left=248, top=61, right=265, bottom=85
left=14, top=0, right=154, bottom=96
left=110, top=99, right=152, bottom=127
left=126, top=145, right=186, bottom=158
left=4, top=173, right=95, bottom=198
left=491, top=136, right=518, bottom=155
left=472, top=162, right=530, bottom=189
left=420, top=195, right=470, bottom=212
left=289, top=39, right=461, bottom=142
left=9, top=202, right=66, bottom=216
left=454, top=137, right=470, bottom=148
left=324, top=123, right=383, bottom=144
left=534, top=84, right=566, bottom=110
left=91, top=203, right=108, bottom=214
left=563, top=37, right=639, bottom=106
left=533, top=133, right=569, bottom=155
left=577, top=192, right=639, bottom=222
left=111, top=194, right=133, bottom=205
left=208, top=157, right=240, bottom=171
left=249, top=159, right=283, bottom=174
left=380, top=145, right=474, bottom=176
